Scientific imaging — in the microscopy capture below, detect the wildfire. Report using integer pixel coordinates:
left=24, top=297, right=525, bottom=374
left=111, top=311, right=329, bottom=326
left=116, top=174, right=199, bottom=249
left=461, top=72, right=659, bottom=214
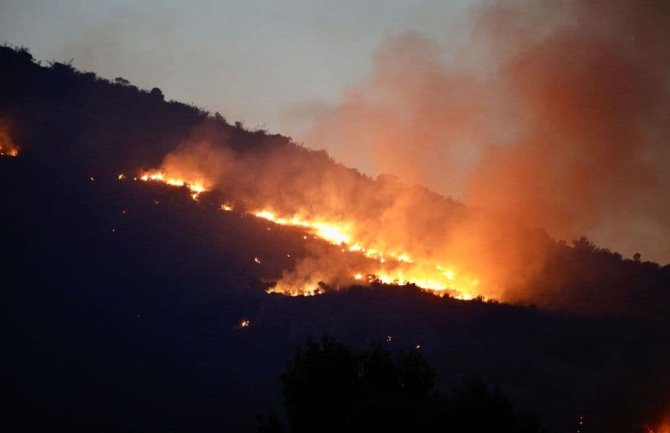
left=252, top=208, right=480, bottom=299
left=254, top=210, right=352, bottom=245
left=139, top=170, right=209, bottom=199
left=645, top=417, right=670, bottom=433
left=0, top=145, right=19, bottom=157
left=132, top=167, right=484, bottom=301
left=236, top=319, right=251, bottom=329
left=0, top=121, right=19, bottom=157
left=267, top=277, right=327, bottom=297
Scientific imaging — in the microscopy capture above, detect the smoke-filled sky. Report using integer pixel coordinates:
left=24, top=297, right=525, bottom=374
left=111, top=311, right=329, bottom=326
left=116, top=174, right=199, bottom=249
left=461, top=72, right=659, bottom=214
left=288, top=0, right=670, bottom=264
left=2, top=0, right=670, bottom=263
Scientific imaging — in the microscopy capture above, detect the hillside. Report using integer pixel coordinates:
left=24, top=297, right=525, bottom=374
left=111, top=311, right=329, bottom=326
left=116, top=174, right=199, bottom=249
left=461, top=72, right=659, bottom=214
left=2, top=45, right=670, bottom=432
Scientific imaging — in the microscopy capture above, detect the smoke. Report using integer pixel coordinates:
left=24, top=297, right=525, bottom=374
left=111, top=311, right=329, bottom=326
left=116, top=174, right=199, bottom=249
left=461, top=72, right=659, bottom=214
left=0, top=118, right=20, bottom=156
left=291, top=0, right=670, bottom=264
left=142, top=0, right=670, bottom=309
left=146, top=120, right=553, bottom=301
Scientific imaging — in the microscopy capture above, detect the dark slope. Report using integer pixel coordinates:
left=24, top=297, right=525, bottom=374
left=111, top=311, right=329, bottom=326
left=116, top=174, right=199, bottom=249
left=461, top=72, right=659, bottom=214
left=2, top=45, right=669, bottom=317
left=2, top=46, right=670, bottom=432
left=0, top=45, right=366, bottom=183
left=3, top=159, right=670, bottom=433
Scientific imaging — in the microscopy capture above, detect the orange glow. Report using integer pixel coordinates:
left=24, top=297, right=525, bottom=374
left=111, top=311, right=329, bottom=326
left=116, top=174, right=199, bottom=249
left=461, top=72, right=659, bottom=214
left=646, top=417, right=670, bottom=433
left=138, top=170, right=209, bottom=200
left=253, top=210, right=352, bottom=246
left=0, top=121, right=19, bottom=157
left=128, top=165, right=486, bottom=300
left=236, top=319, right=251, bottom=329
left=252, top=208, right=481, bottom=299
left=267, top=277, right=326, bottom=297
left=0, top=146, right=19, bottom=157
left=135, top=159, right=486, bottom=301
left=373, top=265, right=480, bottom=300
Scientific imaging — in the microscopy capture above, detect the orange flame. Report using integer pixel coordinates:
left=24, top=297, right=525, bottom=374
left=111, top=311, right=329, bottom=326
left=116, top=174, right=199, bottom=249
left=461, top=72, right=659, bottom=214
left=0, top=121, right=19, bottom=157
left=253, top=210, right=352, bottom=246
left=235, top=319, right=251, bottom=329
left=0, top=146, right=19, bottom=157
left=138, top=170, right=209, bottom=200
left=267, top=277, right=327, bottom=297
left=253, top=208, right=481, bottom=299
left=134, top=166, right=484, bottom=300
left=646, top=417, right=670, bottom=433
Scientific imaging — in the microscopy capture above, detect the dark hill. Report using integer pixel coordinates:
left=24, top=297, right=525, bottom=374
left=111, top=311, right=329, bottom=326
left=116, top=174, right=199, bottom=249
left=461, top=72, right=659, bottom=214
left=2, top=45, right=670, bottom=432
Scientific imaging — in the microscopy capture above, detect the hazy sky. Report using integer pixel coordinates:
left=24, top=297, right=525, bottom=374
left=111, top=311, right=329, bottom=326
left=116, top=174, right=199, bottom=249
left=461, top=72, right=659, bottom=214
left=0, top=0, right=475, bottom=135
left=3, top=1, right=670, bottom=263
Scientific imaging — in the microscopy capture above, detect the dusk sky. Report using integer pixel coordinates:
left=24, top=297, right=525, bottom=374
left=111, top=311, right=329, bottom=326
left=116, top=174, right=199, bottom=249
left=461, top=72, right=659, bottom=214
left=3, top=3, right=670, bottom=431
left=0, top=0, right=475, bottom=135
left=3, top=0, right=669, bottom=263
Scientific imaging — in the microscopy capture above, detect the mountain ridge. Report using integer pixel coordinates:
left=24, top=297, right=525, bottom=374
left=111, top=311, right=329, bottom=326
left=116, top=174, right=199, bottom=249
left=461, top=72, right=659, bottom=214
left=2, top=44, right=670, bottom=432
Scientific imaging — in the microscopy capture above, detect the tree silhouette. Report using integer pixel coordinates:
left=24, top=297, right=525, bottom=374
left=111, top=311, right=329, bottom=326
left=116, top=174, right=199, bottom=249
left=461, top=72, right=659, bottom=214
left=282, top=335, right=360, bottom=433
left=262, top=335, right=545, bottom=433
left=149, top=87, right=164, bottom=100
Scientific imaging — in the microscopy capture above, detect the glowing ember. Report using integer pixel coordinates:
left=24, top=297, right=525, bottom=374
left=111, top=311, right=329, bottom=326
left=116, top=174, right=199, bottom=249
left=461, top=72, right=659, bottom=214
left=252, top=208, right=481, bottom=299
left=646, top=417, right=670, bottom=433
left=253, top=210, right=352, bottom=245
left=236, top=319, right=251, bottom=329
left=133, top=166, right=484, bottom=301
left=0, top=146, right=19, bottom=157
left=267, top=278, right=326, bottom=297
left=139, top=170, right=209, bottom=200
left=0, top=122, right=19, bottom=157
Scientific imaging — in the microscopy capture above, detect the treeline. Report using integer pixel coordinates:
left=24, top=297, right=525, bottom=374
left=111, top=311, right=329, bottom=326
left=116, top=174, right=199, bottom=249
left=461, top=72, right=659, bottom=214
left=260, top=335, right=546, bottom=433
left=515, top=236, right=670, bottom=316
left=0, top=44, right=331, bottom=177
left=1, top=44, right=669, bottom=318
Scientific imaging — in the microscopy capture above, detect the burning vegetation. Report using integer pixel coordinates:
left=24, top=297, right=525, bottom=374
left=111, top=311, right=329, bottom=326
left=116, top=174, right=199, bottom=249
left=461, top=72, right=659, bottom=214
left=2, top=10, right=670, bottom=427
left=253, top=209, right=480, bottom=299
left=291, top=0, right=670, bottom=266
left=646, top=418, right=670, bottom=433
left=0, top=120, right=19, bottom=157
left=121, top=0, right=670, bottom=309
left=139, top=171, right=208, bottom=200
left=136, top=143, right=488, bottom=301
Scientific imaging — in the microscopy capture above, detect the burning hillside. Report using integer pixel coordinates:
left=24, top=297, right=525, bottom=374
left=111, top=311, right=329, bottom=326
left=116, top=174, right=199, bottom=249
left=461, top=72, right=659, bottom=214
left=123, top=115, right=670, bottom=316
left=0, top=120, right=19, bottom=157
left=135, top=133, right=542, bottom=301
left=138, top=166, right=481, bottom=299
left=645, top=415, right=670, bottom=433
left=2, top=38, right=669, bottom=316
left=291, top=0, right=670, bottom=266
left=2, top=32, right=670, bottom=431
left=120, top=0, right=670, bottom=310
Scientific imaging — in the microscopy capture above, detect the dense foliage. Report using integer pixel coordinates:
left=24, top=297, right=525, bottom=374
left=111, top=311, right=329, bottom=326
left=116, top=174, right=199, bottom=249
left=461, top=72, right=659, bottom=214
left=260, top=335, right=544, bottom=433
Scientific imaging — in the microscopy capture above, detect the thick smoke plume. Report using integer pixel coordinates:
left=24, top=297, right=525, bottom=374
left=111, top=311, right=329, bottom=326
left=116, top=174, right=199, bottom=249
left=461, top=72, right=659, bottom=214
left=144, top=0, right=670, bottom=311
left=293, top=0, right=670, bottom=264
left=0, top=119, right=20, bottom=156
left=148, top=121, right=551, bottom=301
